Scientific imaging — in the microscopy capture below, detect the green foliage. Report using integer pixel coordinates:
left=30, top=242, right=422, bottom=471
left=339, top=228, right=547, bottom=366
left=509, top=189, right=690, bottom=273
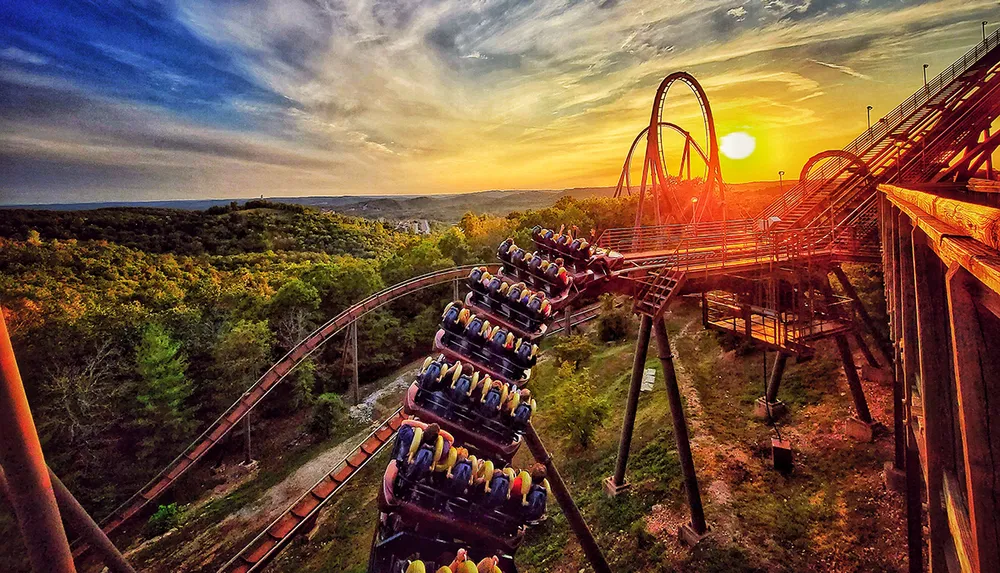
left=212, top=320, right=274, bottom=405
left=145, top=503, right=182, bottom=537
left=596, top=294, right=630, bottom=342
left=0, top=202, right=398, bottom=257
left=551, top=334, right=596, bottom=369
left=436, top=227, right=471, bottom=265
left=310, top=393, right=348, bottom=438
left=550, top=363, right=609, bottom=448
left=135, top=323, right=194, bottom=461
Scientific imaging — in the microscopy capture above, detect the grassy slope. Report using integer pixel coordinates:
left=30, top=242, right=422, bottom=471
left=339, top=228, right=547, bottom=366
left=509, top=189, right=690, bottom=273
left=259, top=300, right=904, bottom=573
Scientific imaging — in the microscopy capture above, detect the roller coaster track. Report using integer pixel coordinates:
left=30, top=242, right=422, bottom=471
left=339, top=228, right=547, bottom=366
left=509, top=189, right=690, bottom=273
left=217, top=300, right=606, bottom=573
left=219, top=409, right=407, bottom=573
left=86, top=265, right=494, bottom=548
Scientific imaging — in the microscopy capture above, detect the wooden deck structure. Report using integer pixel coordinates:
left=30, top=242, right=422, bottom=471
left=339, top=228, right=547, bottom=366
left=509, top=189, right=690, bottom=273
left=882, top=183, right=1000, bottom=573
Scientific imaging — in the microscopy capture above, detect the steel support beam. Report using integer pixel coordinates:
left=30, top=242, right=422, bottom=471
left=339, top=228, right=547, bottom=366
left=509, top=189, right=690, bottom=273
left=834, top=335, right=873, bottom=424
left=610, top=314, right=653, bottom=489
left=652, top=318, right=707, bottom=536
left=0, top=309, right=76, bottom=573
left=350, top=322, right=360, bottom=405
left=523, top=423, right=611, bottom=573
left=0, top=467, right=136, bottom=573
left=946, top=266, right=1000, bottom=573
left=764, top=351, right=789, bottom=404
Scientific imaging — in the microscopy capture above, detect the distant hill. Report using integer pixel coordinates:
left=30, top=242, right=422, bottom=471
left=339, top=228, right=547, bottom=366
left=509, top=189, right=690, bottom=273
left=1, top=181, right=790, bottom=223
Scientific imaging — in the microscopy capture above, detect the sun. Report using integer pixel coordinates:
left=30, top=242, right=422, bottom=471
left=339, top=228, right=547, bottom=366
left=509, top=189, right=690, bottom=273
left=719, top=131, right=756, bottom=160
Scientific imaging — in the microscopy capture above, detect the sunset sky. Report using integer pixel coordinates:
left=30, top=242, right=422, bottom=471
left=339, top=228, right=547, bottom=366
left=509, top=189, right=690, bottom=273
left=1, top=0, right=997, bottom=204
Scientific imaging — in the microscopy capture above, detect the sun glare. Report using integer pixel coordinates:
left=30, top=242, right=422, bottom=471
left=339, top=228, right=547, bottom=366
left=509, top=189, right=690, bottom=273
left=720, top=131, right=756, bottom=160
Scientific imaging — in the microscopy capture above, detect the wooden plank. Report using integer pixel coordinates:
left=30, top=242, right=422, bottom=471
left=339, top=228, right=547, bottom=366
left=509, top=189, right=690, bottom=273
left=946, top=266, right=1000, bottom=573
left=967, top=178, right=1000, bottom=193
left=943, top=472, right=977, bottom=573
left=883, top=184, right=1000, bottom=249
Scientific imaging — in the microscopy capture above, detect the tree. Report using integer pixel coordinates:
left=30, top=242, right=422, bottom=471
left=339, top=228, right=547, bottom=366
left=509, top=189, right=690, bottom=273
left=269, top=279, right=321, bottom=349
left=212, top=320, right=274, bottom=406
left=551, top=364, right=609, bottom=449
left=135, top=323, right=194, bottom=460
left=310, top=393, right=347, bottom=438
left=596, top=294, right=630, bottom=342
left=552, top=335, right=596, bottom=369
left=437, top=227, right=471, bottom=265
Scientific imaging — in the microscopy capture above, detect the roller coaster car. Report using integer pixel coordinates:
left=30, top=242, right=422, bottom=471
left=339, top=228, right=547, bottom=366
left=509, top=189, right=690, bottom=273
left=530, top=226, right=624, bottom=273
left=434, top=329, right=530, bottom=386
left=379, top=461, right=526, bottom=554
left=404, top=384, right=521, bottom=463
left=467, top=268, right=558, bottom=318
left=367, top=529, right=518, bottom=573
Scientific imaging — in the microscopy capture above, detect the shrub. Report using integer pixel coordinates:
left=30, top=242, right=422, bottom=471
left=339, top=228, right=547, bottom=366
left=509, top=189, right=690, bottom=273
left=145, top=503, right=181, bottom=537
left=552, top=335, right=595, bottom=369
left=551, top=363, right=609, bottom=448
left=310, top=393, right=347, bottom=438
left=596, top=294, right=630, bottom=342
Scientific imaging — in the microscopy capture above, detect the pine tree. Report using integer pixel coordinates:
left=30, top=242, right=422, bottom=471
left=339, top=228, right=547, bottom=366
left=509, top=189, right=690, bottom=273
left=135, top=323, right=193, bottom=460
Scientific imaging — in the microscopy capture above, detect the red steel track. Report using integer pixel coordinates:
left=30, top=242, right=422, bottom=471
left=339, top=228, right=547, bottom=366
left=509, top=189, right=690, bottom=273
left=86, top=265, right=493, bottom=547
left=219, top=409, right=407, bottom=573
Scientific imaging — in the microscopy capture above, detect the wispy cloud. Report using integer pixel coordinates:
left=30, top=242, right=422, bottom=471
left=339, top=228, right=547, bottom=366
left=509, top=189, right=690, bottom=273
left=808, top=58, right=871, bottom=80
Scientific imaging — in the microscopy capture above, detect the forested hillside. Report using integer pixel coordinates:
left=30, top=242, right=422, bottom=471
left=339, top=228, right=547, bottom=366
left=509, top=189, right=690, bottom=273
left=0, top=193, right=653, bottom=569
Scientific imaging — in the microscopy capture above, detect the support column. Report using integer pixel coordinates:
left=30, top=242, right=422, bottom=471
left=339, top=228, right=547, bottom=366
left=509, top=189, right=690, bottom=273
left=453, top=278, right=460, bottom=302
left=607, top=315, right=652, bottom=495
left=243, top=412, right=253, bottom=465
left=853, top=332, right=881, bottom=368
left=889, top=206, right=906, bottom=472
left=523, top=424, right=612, bottom=573
left=835, top=335, right=874, bottom=428
left=0, top=309, right=76, bottom=573
left=912, top=229, right=955, bottom=573
left=564, top=305, right=573, bottom=337
left=946, top=266, right=1000, bottom=573
left=350, top=322, right=360, bottom=405
left=765, top=352, right=788, bottom=404
left=0, top=467, right=135, bottom=573
left=896, top=211, right=925, bottom=573
left=652, top=318, right=707, bottom=541
left=754, top=351, right=788, bottom=420
left=832, top=265, right=894, bottom=366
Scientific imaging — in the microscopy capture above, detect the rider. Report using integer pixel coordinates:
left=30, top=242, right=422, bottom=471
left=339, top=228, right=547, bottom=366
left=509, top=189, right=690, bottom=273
left=522, top=464, right=550, bottom=522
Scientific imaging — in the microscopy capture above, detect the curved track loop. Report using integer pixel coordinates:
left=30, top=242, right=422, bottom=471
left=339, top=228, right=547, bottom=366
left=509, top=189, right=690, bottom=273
left=635, top=71, right=725, bottom=225
left=797, top=149, right=871, bottom=184
left=614, top=122, right=710, bottom=198
left=91, top=265, right=493, bottom=543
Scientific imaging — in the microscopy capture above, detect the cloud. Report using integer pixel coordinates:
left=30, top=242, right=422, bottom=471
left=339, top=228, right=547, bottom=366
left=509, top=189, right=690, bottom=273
left=808, top=58, right=871, bottom=79
left=0, top=47, right=48, bottom=66
left=727, top=6, right=748, bottom=21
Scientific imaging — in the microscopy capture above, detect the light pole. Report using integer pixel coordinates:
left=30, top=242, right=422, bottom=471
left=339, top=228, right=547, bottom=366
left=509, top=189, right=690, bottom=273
left=778, top=170, right=785, bottom=208
left=923, top=63, right=929, bottom=87
left=866, top=105, right=873, bottom=134
left=984, top=21, right=989, bottom=41
left=690, top=196, right=698, bottom=225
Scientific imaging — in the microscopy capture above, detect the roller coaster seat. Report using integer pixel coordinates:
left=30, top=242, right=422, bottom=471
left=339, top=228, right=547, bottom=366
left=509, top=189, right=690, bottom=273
left=404, top=384, right=523, bottom=461
left=379, top=461, right=526, bottom=552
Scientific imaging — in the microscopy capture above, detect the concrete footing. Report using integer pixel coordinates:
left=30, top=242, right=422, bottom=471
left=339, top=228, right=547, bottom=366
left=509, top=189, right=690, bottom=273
left=753, top=397, right=787, bottom=420
left=883, top=462, right=906, bottom=493
left=678, top=522, right=710, bottom=546
left=603, top=476, right=631, bottom=497
left=845, top=418, right=878, bottom=442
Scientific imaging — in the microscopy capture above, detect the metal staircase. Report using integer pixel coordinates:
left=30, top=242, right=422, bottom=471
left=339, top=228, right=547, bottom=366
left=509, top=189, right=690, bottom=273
left=634, top=268, right=686, bottom=318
